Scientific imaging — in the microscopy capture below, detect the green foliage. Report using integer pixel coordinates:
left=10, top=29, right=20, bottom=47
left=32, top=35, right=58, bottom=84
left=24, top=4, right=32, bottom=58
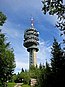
left=14, top=72, right=22, bottom=83
left=0, top=12, right=7, bottom=26
left=42, top=0, right=64, bottom=15
left=13, top=70, right=30, bottom=84
left=20, top=71, right=30, bottom=84
left=29, top=65, right=41, bottom=79
left=39, top=63, right=42, bottom=69
left=0, top=12, right=16, bottom=87
left=42, top=2, right=65, bottom=86
left=51, top=39, right=63, bottom=72
left=7, top=82, right=16, bottom=87
left=51, top=38, right=65, bottom=87
left=12, top=74, right=17, bottom=82
left=22, top=84, right=30, bottom=87
left=21, top=68, right=24, bottom=72
left=13, top=65, right=44, bottom=86
left=0, top=30, right=16, bottom=87
left=37, top=38, right=65, bottom=87
left=37, top=62, right=52, bottom=87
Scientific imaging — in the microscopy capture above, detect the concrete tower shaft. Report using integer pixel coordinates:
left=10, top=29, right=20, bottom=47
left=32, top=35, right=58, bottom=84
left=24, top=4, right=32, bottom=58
left=29, top=49, right=37, bottom=67
left=23, top=22, right=39, bottom=68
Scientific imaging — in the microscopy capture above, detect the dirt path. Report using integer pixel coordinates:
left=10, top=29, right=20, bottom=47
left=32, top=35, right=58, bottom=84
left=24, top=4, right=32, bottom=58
left=14, top=83, right=22, bottom=87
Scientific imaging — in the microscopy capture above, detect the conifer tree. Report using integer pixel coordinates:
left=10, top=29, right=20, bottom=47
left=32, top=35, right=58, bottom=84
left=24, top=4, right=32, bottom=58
left=0, top=29, right=15, bottom=87
left=39, top=63, right=42, bottom=70
left=44, top=61, right=52, bottom=87
left=0, top=12, right=7, bottom=26
left=37, top=62, right=51, bottom=87
left=51, top=38, right=65, bottom=87
left=0, top=12, right=15, bottom=87
left=51, top=39, right=63, bottom=72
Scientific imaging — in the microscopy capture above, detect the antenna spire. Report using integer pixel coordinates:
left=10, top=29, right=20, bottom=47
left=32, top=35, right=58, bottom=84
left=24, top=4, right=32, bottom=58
left=31, top=17, right=34, bottom=27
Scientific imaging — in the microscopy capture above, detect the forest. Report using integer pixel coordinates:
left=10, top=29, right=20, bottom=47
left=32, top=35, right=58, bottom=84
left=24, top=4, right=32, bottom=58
left=0, top=0, right=65, bottom=87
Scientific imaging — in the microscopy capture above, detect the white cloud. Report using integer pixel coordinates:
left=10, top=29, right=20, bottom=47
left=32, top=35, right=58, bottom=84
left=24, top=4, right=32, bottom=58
left=14, top=61, right=29, bottom=74
left=1, top=20, right=23, bottom=39
left=37, top=40, right=51, bottom=65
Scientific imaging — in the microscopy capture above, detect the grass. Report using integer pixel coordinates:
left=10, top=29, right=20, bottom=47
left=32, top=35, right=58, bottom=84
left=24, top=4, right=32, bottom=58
left=7, top=82, right=16, bottom=87
left=7, top=82, right=30, bottom=87
left=22, top=84, right=30, bottom=87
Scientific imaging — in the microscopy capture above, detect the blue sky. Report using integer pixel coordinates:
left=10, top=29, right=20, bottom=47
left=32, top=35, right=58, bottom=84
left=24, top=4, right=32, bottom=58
left=0, top=0, right=63, bottom=74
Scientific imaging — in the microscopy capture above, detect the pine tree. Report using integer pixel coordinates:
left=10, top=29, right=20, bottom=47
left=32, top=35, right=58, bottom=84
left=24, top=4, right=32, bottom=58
left=21, top=68, right=24, bottom=72
left=39, top=63, right=42, bottom=70
left=0, top=30, right=16, bottom=87
left=44, top=61, right=52, bottom=87
left=0, top=12, right=7, bottom=26
left=51, top=38, right=65, bottom=87
left=37, top=62, right=51, bottom=87
left=0, top=12, right=16, bottom=87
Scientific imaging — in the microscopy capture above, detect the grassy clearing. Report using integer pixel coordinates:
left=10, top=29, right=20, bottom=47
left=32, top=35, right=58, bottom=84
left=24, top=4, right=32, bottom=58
left=22, top=84, right=30, bottom=87
left=7, top=82, right=16, bottom=87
